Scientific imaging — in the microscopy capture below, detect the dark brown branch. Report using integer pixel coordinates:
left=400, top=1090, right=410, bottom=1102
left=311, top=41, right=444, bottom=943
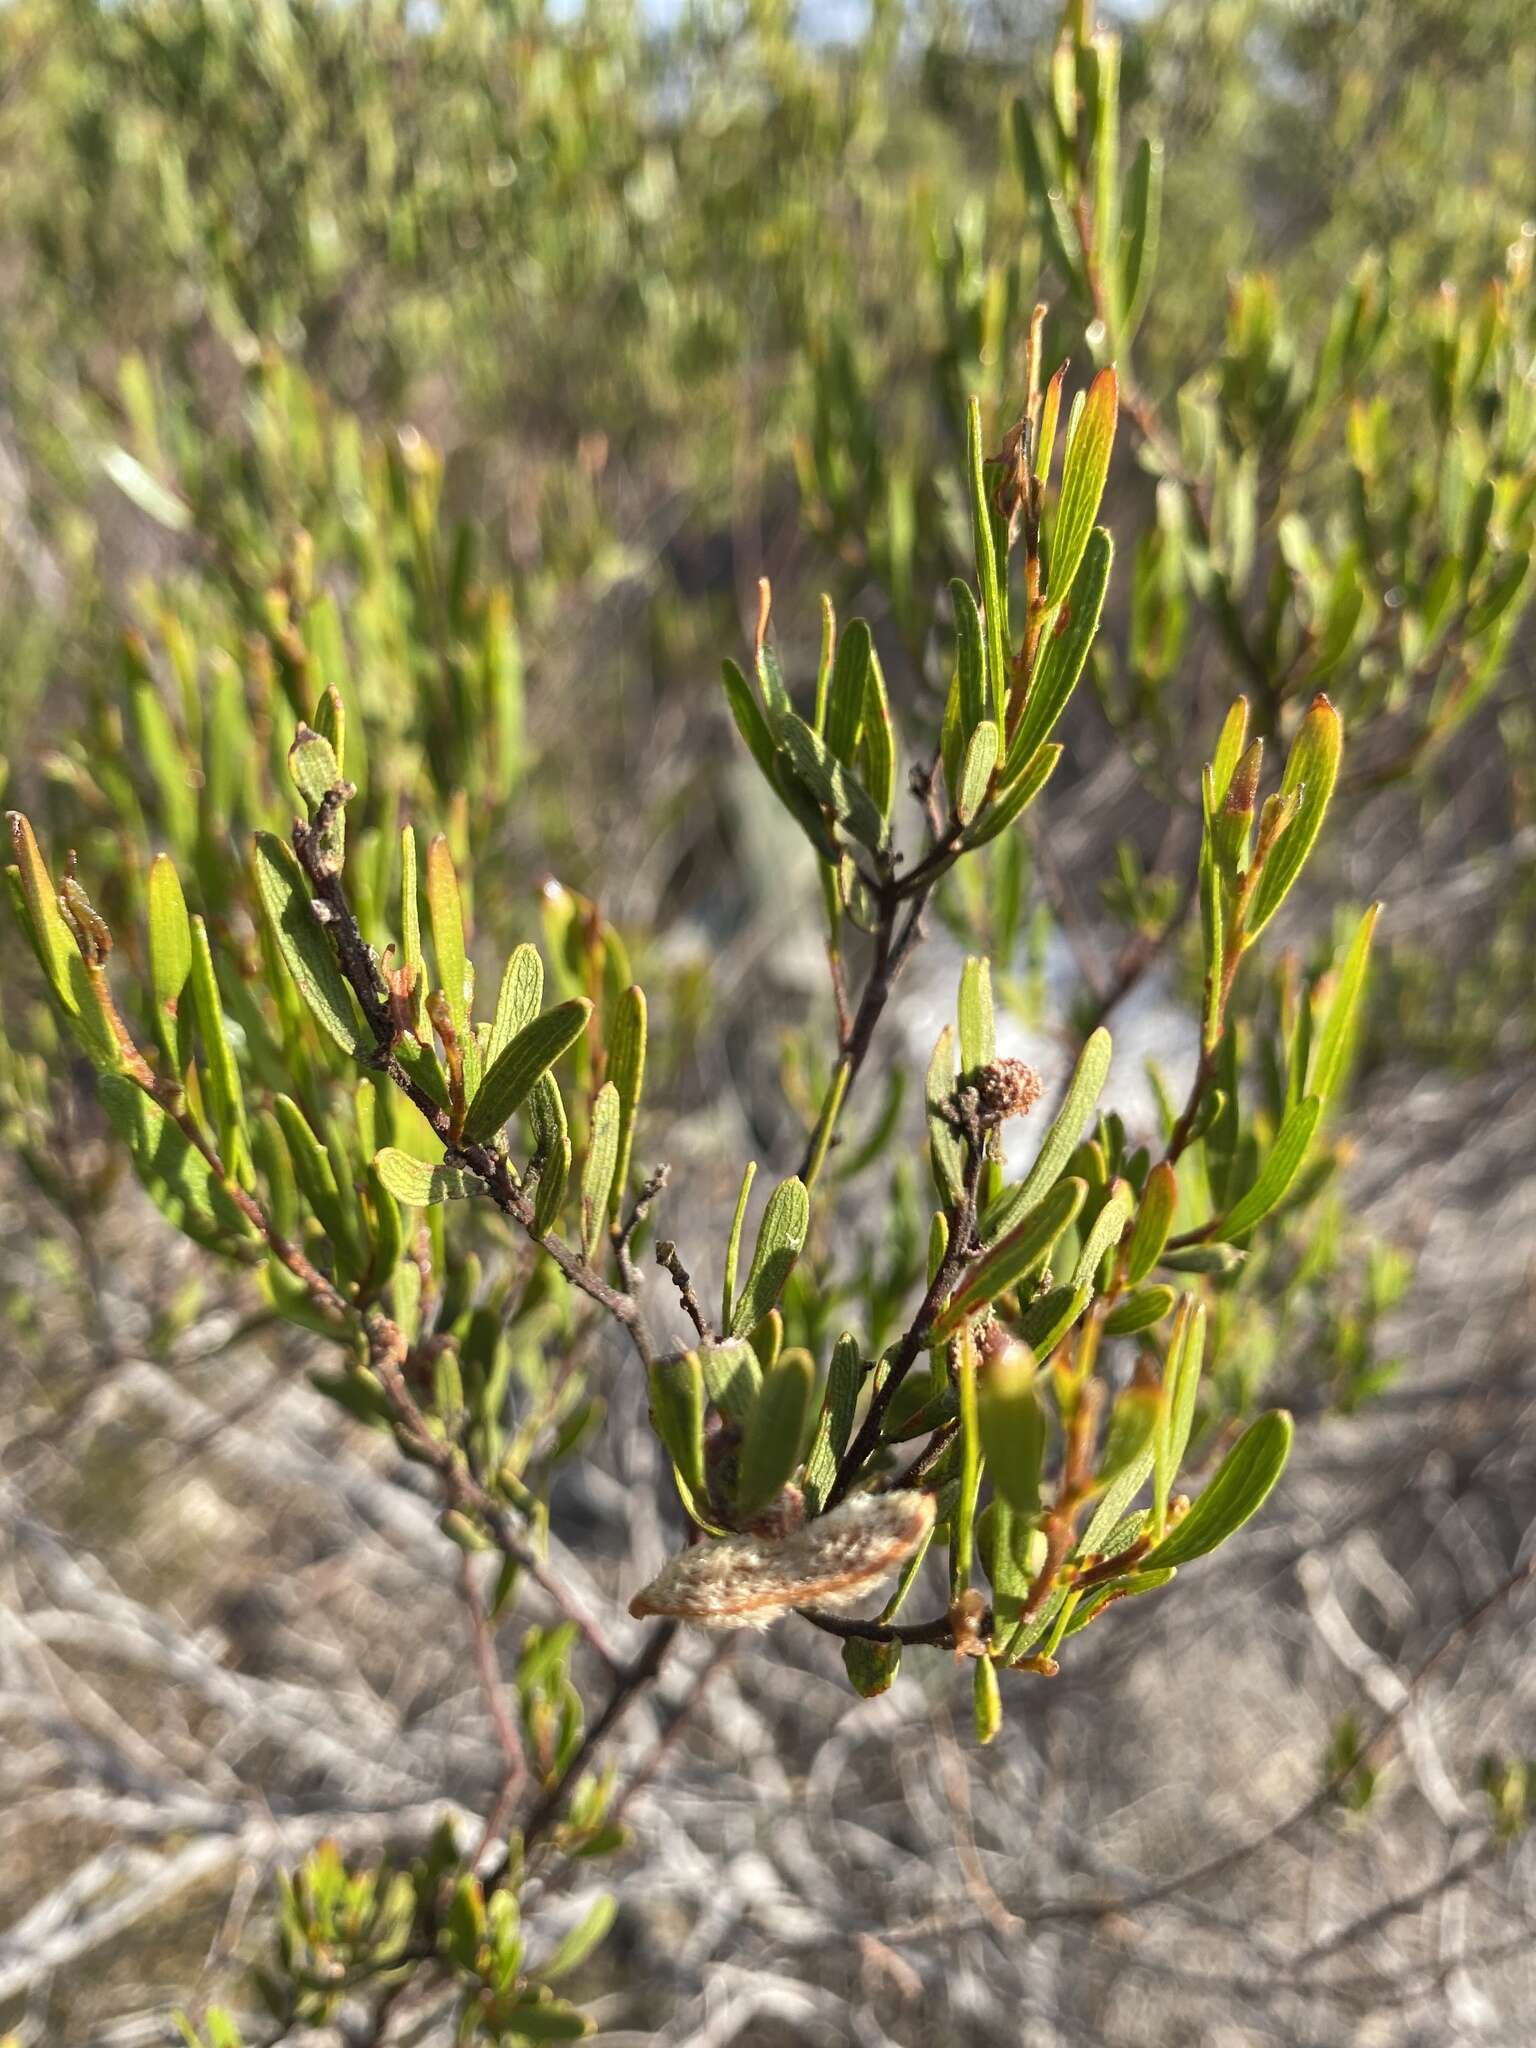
left=290, top=802, right=652, bottom=1363
left=796, top=1606, right=969, bottom=1648
left=655, top=1238, right=712, bottom=1341
left=823, top=1124, right=987, bottom=1511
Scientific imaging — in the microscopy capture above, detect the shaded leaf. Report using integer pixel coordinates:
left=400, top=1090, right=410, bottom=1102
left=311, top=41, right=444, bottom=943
left=729, top=1177, right=810, bottom=1338
left=99, top=1076, right=254, bottom=1255
left=736, top=1348, right=815, bottom=1516
left=580, top=1082, right=620, bottom=1260
left=649, top=1351, right=708, bottom=1502
left=252, top=833, right=361, bottom=1055
left=803, top=1333, right=864, bottom=1515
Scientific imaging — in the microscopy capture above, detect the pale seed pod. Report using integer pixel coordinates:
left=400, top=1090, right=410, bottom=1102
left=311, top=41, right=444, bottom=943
left=627, top=1491, right=936, bottom=1631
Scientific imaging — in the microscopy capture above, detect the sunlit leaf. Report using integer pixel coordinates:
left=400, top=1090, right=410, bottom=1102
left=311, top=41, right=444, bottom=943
left=1142, top=1409, right=1293, bottom=1568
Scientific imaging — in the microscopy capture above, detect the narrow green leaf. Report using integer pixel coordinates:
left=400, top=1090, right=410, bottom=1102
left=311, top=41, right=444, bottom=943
left=1102, top=1284, right=1176, bottom=1336
left=1090, top=32, right=1121, bottom=317
left=720, top=656, right=779, bottom=783
left=1210, top=698, right=1251, bottom=806
left=967, top=396, right=1008, bottom=732
left=1154, top=1295, right=1207, bottom=1537
left=859, top=643, right=896, bottom=822
left=1007, top=528, right=1113, bottom=776
left=973, top=1655, right=1003, bottom=1744
left=1097, top=1381, right=1160, bottom=1486
left=1050, top=369, right=1117, bottom=606
left=952, top=578, right=987, bottom=741
left=926, top=1024, right=965, bottom=1207
left=497, top=1997, right=589, bottom=2040
left=188, top=914, right=249, bottom=1180
left=529, top=1075, right=571, bottom=1235
left=1011, top=98, right=1082, bottom=295
left=803, top=1332, right=863, bottom=1515
left=986, top=1027, right=1112, bottom=1239
left=373, top=1146, right=478, bottom=1205
left=729, top=1177, right=810, bottom=1338
left=1071, top=1177, right=1133, bottom=1292
left=146, top=854, right=192, bottom=1019
left=1077, top=1439, right=1156, bottom=1558
left=1142, top=1410, right=1293, bottom=1569
left=1123, top=1160, right=1177, bottom=1285
left=7, top=812, right=84, bottom=1019
left=1244, top=696, right=1344, bottom=937
left=1160, top=1241, right=1246, bottom=1274
left=736, top=1347, right=815, bottom=1516
left=963, top=742, right=1062, bottom=848
left=462, top=1000, right=591, bottom=1145
left=774, top=712, right=888, bottom=852
left=1062, top=1566, right=1175, bottom=1635
left=1035, top=364, right=1066, bottom=486
left=955, top=720, right=998, bottom=826
left=272, top=1092, right=356, bottom=1262
left=607, top=984, right=646, bottom=1220
left=128, top=665, right=196, bottom=853
left=1118, top=135, right=1163, bottom=342
left=426, top=833, right=471, bottom=1043
left=951, top=1323, right=982, bottom=1595
left=649, top=1351, right=708, bottom=1501
left=102, top=445, right=190, bottom=530
left=399, top=826, right=427, bottom=1041
left=932, top=1177, right=1086, bottom=1341
left=977, top=1345, right=1045, bottom=1516
left=824, top=618, right=870, bottom=764
left=490, top=942, right=544, bottom=1067
left=813, top=593, right=835, bottom=733
left=252, top=832, right=361, bottom=1054
left=540, top=1894, right=616, bottom=1984
left=957, top=954, right=995, bottom=1076
left=580, top=1082, right=620, bottom=1260
left=698, top=1337, right=762, bottom=1424
left=1218, top=1096, right=1322, bottom=1240
left=1310, top=904, right=1380, bottom=1106
left=1199, top=768, right=1226, bottom=1053
left=721, top=1161, right=757, bottom=1333
left=288, top=723, right=340, bottom=812
left=313, top=683, right=346, bottom=777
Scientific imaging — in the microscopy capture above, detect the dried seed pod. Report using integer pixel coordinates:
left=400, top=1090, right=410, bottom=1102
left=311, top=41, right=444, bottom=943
left=627, top=1491, right=936, bottom=1631
left=973, top=1056, right=1043, bottom=1126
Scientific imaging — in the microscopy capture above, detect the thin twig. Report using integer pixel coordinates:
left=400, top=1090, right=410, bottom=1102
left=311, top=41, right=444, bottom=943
left=459, top=1552, right=528, bottom=1866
